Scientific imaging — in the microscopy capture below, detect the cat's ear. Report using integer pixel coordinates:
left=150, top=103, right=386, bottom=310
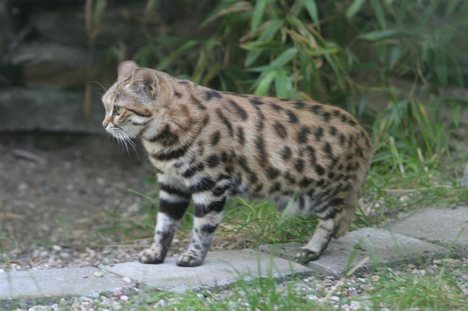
left=131, top=68, right=159, bottom=101
left=118, top=60, right=138, bottom=80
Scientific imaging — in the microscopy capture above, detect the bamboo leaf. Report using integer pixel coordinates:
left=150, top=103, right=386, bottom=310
left=254, top=70, right=277, bottom=96
left=370, top=0, right=386, bottom=29
left=303, top=0, right=320, bottom=30
left=202, top=1, right=252, bottom=26
left=251, top=0, right=268, bottom=32
left=359, top=29, right=410, bottom=41
left=269, top=47, right=298, bottom=68
left=274, top=69, right=291, bottom=98
left=346, top=0, right=366, bottom=20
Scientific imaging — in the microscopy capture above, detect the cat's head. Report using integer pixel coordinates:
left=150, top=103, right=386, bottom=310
left=101, top=60, right=174, bottom=140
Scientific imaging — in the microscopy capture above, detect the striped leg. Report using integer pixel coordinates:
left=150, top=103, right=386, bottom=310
left=294, top=197, right=344, bottom=264
left=139, top=182, right=190, bottom=264
left=177, top=178, right=228, bottom=267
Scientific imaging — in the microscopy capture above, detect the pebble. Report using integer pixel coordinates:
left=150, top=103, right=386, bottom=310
left=93, top=271, right=103, bottom=277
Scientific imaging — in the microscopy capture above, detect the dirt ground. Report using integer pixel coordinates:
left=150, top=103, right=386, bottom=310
left=0, top=133, right=155, bottom=256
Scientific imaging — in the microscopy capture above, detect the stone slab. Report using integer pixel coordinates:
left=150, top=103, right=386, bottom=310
left=260, top=228, right=447, bottom=277
left=105, top=249, right=310, bottom=292
left=0, top=267, right=131, bottom=300
left=387, top=206, right=468, bottom=253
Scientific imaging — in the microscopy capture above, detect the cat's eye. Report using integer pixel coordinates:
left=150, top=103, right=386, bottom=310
left=113, top=105, right=123, bottom=115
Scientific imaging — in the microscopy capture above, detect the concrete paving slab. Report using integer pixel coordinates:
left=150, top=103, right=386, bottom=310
left=105, top=249, right=310, bottom=292
left=260, top=228, right=447, bottom=277
left=0, top=267, right=131, bottom=300
left=387, top=206, right=468, bottom=253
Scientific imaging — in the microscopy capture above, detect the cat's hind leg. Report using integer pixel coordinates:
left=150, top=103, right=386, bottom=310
left=294, top=196, right=345, bottom=264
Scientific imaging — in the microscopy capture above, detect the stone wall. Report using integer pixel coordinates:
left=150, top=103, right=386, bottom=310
left=0, top=0, right=211, bottom=134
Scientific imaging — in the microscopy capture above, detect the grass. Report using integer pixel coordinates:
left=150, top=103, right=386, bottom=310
left=368, top=266, right=467, bottom=310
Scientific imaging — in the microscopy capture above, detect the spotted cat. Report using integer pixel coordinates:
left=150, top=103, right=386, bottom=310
left=101, top=60, right=372, bottom=267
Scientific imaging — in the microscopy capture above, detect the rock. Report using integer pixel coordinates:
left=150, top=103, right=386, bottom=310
left=30, top=7, right=143, bottom=48
left=0, top=87, right=104, bottom=134
left=105, top=249, right=311, bottom=292
left=260, top=228, right=447, bottom=277
left=0, top=267, right=130, bottom=299
left=6, top=42, right=90, bottom=87
left=386, top=206, right=468, bottom=254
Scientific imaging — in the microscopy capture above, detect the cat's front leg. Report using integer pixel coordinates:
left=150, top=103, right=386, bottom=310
left=139, top=182, right=190, bottom=264
left=177, top=180, right=227, bottom=267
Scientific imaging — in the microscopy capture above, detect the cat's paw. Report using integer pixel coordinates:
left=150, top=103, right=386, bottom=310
left=176, top=252, right=204, bottom=267
left=293, top=248, right=320, bottom=264
left=139, top=248, right=165, bottom=264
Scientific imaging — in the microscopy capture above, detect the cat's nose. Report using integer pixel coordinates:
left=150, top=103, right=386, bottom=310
left=102, top=117, right=111, bottom=128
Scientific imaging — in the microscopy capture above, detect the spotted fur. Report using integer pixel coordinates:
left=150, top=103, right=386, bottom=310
left=102, top=61, right=372, bottom=267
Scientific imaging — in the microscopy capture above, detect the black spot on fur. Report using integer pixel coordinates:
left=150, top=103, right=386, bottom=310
left=274, top=122, right=288, bottom=138
left=328, top=197, right=344, bottom=207
left=323, top=142, right=333, bottom=157
left=250, top=98, right=264, bottom=107
left=159, top=199, right=189, bottom=220
left=283, top=172, right=296, bottom=184
left=322, top=112, right=331, bottom=122
left=314, top=127, right=324, bottom=141
left=210, top=131, right=221, bottom=146
left=220, top=151, right=229, bottom=163
left=305, top=146, right=316, bottom=164
left=152, top=144, right=190, bottom=161
left=159, top=183, right=191, bottom=199
left=269, top=182, right=281, bottom=193
left=299, top=177, right=312, bottom=188
left=339, top=134, right=346, bottom=145
left=329, top=126, right=337, bottom=136
left=201, top=224, right=218, bottom=234
left=190, top=177, right=216, bottom=193
left=315, top=164, right=325, bottom=176
left=206, top=155, right=220, bottom=168
left=216, top=108, right=234, bottom=136
left=294, top=158, right=305, bottom=172
left=271, top=103, right=283, bottom=112
left=227, top=99, right=248, bottom=120
left=205, top=89, right=222, bottom=100
left=194, top=198, right=226, bottom=217
left=297, top=126, right=310, bottom=144
left=294, top=101, right=305, bottom=109
left=249, top=173, right=258, bottom=183
left=309, top=105, right=322, bottom=115
left=255, top=136, right=267, bottom=166
left=174, top=91, right=182, bottom=98
left=266, top=167, right=280, bottom=179
left=349, top=119, right=357, bottom=126
left=280, top=146, right=292, bottom=161
left=148, top=124, right=179, bottom=146
left=236, top=127, right=245, bottom=146
left=254, top=184, right=263, bottom=192
left=286, top=110, right=299, bottom=123
left=212, top=184, right=230, bottom=197
left=182, top=163, right=205, bottom=178
left=190, top=94, right=207, bottom=110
